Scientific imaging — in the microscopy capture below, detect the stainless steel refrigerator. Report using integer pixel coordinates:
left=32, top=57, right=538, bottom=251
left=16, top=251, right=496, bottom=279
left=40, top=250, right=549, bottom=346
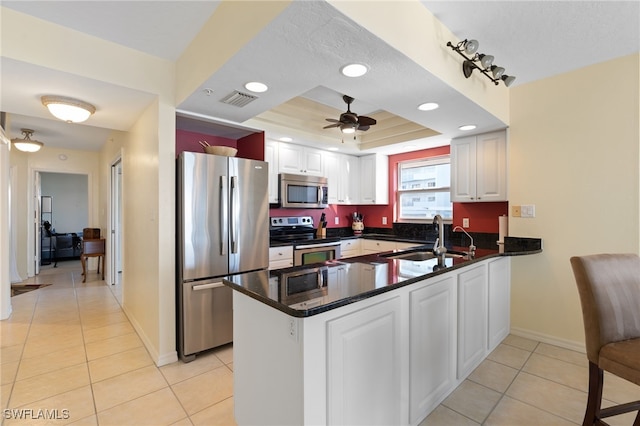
left=177, top=151, right=269, bottom=362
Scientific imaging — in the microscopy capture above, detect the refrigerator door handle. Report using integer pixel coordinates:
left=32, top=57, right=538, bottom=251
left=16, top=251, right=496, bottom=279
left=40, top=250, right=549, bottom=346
left=192, top=281, right=225, bottom=291
left=230, top=176, right=239, bottom=253
left=220, top=175, right=228, bottom=256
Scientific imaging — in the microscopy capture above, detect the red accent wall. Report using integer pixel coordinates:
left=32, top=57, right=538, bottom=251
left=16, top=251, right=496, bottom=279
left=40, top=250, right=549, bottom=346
left=453, top=202, right=508, bottom=233
left=238, top=131, right=265, bottom=161
left=176, top=129, right=238, bottom=157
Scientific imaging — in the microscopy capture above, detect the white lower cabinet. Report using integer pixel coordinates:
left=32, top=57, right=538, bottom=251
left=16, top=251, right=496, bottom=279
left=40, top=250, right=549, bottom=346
left=327, top=297, right=403, bottom=425
left=233, top=257, right=511, bottom=426
left=268, top=245, right=293, bottom=270
left=362, top=239, right=398, bottom=254
left=409, top=275, right=457, bottom=424
left=340, top=239, right=362, bottom=258
left=457, top=263, right=488, bottom=379
left=488, top=257, right=510, bottom=351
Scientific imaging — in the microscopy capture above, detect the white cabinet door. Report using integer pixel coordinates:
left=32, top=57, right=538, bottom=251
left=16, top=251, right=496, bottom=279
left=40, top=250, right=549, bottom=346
left=269, top=245, right=293, bottom=270
left=359, top=154, right=389, bottom=204
left=409, top=275, right=457, bottom=424
left=457, top=263, right=488, bottom=379
left=340, top=238, right=361, bottom=258
left=476, top=131, right=507, bottom=202
left=327, top=296, right=403, bottom=425
left=324, top=152, right=340, bottom=204
left=264, top=140, right=279, bottom=203
left=450, top=136, right=477, bottom=202
left=488, top=257, right=510, bottom=351
left=451, top=130, right=506, bottom=202
left=278, top=143, right=324, bottom=176
left=340, top=154, right=360, bottom=204
left=362, top=239, right=396, bottom=255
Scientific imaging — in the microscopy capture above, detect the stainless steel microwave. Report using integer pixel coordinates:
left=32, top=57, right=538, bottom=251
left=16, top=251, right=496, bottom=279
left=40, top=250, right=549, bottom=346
left=279, top=173, right=328, bottom=209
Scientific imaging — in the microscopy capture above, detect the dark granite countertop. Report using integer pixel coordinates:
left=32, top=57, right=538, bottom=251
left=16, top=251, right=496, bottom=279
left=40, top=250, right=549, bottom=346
left=226, top=237, right=542, bottom=318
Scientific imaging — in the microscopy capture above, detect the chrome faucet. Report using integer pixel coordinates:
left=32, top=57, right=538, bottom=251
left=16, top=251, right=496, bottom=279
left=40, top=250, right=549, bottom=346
left=453, top=226, right=476, bottom=258
left=432, top=214, right=447, bottom=256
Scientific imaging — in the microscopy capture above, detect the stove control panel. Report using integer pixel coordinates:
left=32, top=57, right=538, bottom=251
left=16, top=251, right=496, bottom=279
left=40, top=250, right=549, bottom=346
left=270, top=216, right=314, bottom=228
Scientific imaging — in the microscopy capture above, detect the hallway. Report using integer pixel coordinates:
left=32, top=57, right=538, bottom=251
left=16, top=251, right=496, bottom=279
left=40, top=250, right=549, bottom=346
left=2, top=261, right=639, bottom=425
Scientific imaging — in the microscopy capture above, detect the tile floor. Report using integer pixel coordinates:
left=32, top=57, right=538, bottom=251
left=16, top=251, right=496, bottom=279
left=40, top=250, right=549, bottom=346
left=2, top=261, right=639, bottom=425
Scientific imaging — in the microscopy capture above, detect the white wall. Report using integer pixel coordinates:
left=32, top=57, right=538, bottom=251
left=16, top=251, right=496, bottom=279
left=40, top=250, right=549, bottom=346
left=40, top=172, right=88, bottom=234
left=508, top=54, right=640, bottom=350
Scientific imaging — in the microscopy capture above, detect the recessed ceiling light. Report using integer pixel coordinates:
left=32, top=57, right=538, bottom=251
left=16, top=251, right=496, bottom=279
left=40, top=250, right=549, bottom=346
left=328, top=147, right=339, bottom=151
left=279, top=137, right=292, bottom=142
left=341, top=63, right=368, bottom=77
left=58, top=154, right=68, bottom=161
left=418, top=102, right=439, bottom=111
left=244, top=81, right=268, bottom=93
left=459, top=125, right=477, bottom=131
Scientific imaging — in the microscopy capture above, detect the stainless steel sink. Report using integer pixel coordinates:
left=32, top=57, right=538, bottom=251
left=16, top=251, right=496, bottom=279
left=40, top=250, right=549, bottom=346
left=385, top=250, right=468, bottom=261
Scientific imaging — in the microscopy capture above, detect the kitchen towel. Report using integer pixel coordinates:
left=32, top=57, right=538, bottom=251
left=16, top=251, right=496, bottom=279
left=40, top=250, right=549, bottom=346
left=498, top=215, right=508, bottom=244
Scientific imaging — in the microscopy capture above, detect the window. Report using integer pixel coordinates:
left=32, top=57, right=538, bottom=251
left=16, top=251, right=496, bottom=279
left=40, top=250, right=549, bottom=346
left=397, top=156, right=452, bottom=220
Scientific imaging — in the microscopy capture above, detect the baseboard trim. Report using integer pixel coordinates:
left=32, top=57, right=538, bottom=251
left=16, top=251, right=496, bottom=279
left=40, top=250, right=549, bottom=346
left=510, top=327, right=586, bottom=354
left=121, top=304, right=177, bottom=367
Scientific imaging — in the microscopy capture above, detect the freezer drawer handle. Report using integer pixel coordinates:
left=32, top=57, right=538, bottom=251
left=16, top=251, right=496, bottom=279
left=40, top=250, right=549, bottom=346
left=192, top=281, right=225, bottom=291
left=220, top=175, right=228, bottom=256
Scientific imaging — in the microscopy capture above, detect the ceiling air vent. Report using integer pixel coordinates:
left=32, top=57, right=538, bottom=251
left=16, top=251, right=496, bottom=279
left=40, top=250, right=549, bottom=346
left=220, top=90, right=258, bottom=107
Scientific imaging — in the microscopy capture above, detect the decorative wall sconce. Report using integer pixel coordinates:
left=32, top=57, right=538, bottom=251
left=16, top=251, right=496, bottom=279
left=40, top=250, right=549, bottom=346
left=447, top=39, right=515, bottom=87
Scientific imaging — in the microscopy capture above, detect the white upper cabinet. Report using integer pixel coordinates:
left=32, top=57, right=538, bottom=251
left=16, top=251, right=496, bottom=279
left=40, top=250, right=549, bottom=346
left=264, top=140, right=279, bottom=203
left=359, top=153, right=389, bottom=205
left=451, top=130, right=507, bottom=202
left=325, top=152, right=360, bottom=205
left=278, top=142, right=324, bottom=176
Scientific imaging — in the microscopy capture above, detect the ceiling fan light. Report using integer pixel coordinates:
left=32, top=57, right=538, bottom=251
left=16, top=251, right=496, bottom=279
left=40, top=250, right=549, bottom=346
left=11, top=128, right=44, bottom=152
left=491, top=65, right=505, bottom=79
left=463, top=39, right=479, bottom=55
left=501, top=75, right=516, bottom=87
left=341, top=63, right=368, bottom=77
left=478, top=54, right=494, bottom=69
left=340, top=124, right=356, bottom=134
left=41, top=95, right=95, bottom=123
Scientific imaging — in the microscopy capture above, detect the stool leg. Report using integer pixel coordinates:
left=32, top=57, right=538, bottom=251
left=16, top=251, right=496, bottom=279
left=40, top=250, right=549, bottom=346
left=584, top=362, right=603, bottom=426
left=81, top=256, right=87, bottom=283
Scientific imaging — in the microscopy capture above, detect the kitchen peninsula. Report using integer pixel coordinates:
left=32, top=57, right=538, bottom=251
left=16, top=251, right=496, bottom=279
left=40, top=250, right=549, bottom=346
left=224, top=237, right=541, bottom=425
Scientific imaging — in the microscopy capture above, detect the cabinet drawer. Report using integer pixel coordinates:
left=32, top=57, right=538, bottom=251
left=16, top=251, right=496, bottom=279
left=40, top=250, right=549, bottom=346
left=269, top=246, right=293, bottom=262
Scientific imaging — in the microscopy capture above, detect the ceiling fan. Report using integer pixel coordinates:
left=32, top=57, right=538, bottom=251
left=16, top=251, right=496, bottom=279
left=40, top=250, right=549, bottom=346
left=323, top=95, right=377, bottom=133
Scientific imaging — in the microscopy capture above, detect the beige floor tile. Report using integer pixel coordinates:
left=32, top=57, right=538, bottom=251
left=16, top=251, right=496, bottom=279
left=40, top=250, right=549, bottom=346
left=0, top=323, right=30, bottom=347
left=602, top=371, right=640, bottom=404
left=160, top=352, right=224, bottom=385
left=484, top=395, right=575, bottom=426
left=1, top=361, right=19, bottom=385
left=88, top=347, right=153, bottom=383
left=534, top=343, right=587, bottom=367
left=81, top=311, right=129, bottom=331
left=418, top=405, right=479, bottom=426
left=505, top=372, right=586, bottom=424
left=171, top=366, right=234, bottom=416
left=468, top=359, right=519, bottom=393
left=16, top=344, right=87, bottom=381
left=169, top=417, right=194, bottom=426
left=523, top=352, right=588, bottom=391
left=1, top=383, right=12, bottom=410
left=96, top=387, right=187, bottom=426
left=189, top=397, right=236, bottom=426
left=212, top=344, right=233, bottom=365
left=9, top=363, right=90, bottom=408
left=82, top=321, right=135, bottom=344
left=92, top=365, right=168, bottom=412
left=487, top=343, right=531, bottom=369
left=27, top=321, right=82, bottom=339
left=4, top=385, right=95, bottom=426
left=1, top=344, right=24, bottom=365
left=85, top=332, right=142, bottom=361
left=442, top=380, right=502, bottom=423
left=502, top=334, right=539, bottom=352
left=22, top=330, right=85, bottom=359
left=68, top=414, right=98, bottom=426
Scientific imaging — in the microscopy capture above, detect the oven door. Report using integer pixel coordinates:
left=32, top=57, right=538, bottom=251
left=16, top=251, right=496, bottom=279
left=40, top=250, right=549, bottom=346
left=294, top=241, right=341, bottom=266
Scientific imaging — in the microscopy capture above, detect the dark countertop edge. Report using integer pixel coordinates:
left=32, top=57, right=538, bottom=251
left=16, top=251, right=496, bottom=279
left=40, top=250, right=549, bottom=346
left=225, top=242, right=542, bottom=318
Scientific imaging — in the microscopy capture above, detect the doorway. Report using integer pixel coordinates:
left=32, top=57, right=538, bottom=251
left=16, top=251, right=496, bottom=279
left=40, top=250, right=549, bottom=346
left=110, top=157, right=123, bottom=286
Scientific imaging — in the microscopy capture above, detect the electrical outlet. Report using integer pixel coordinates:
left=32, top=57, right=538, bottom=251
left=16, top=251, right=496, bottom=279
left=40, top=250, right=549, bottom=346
left=512, top=205, right=521, bottom=217
left=462, top=218, right=469, bottom=228
left=334, top=217, right=339, bottom=225
left=382, top=217, right=387, bottom=225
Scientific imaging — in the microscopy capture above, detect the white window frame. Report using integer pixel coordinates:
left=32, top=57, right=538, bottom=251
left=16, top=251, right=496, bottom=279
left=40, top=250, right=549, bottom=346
left=397, top=155, right=452, bottom=223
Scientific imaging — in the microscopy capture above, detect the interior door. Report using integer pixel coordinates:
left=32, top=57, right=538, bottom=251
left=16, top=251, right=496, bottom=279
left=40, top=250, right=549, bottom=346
left=110, top=158, right=123, bottom=285
left=34, top=171, right=42, bottom=275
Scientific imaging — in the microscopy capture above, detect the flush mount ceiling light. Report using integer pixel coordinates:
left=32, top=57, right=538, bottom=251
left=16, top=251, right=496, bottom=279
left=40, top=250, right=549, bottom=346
left=418, top=102, right=439, bottom=111
left=459, top=124, right=477, bottom=131
left=279, top=137, right=293, bottom=142
left=244, top=81, right=268, bottom=93
left=11, top=128, right=44, bottom=152
left=341, top=63, right=369, bottom=78
left=446, top=39, right=515, bottom=87
left=41, top=95, right=96, bottom=123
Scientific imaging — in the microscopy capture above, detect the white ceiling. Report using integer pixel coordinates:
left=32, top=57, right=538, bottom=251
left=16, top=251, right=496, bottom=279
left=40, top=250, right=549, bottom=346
left=1, top=1, right=638, bottom=155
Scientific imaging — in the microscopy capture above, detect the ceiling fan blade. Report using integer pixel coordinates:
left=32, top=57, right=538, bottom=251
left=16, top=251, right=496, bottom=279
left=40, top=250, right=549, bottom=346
left=358, top=125, right=370, bottom=131
left=358, top=116, right=376, bottom=126
left=323, top=123, right=341, bottom=129
left=325, top=118, right=340, bottom=123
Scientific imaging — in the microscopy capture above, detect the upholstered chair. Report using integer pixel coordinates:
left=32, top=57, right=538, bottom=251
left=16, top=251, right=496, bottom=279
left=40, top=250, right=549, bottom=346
left=570, top=253, right=640, bottom=426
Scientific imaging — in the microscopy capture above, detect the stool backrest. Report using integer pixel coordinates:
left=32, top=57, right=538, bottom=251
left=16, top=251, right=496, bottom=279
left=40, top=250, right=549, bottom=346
left=83, top=239, right=105, bottom=255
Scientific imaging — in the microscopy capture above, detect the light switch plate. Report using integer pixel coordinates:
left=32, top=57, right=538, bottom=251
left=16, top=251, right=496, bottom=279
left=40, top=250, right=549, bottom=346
left=521, top=205, right=536, bottom=218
